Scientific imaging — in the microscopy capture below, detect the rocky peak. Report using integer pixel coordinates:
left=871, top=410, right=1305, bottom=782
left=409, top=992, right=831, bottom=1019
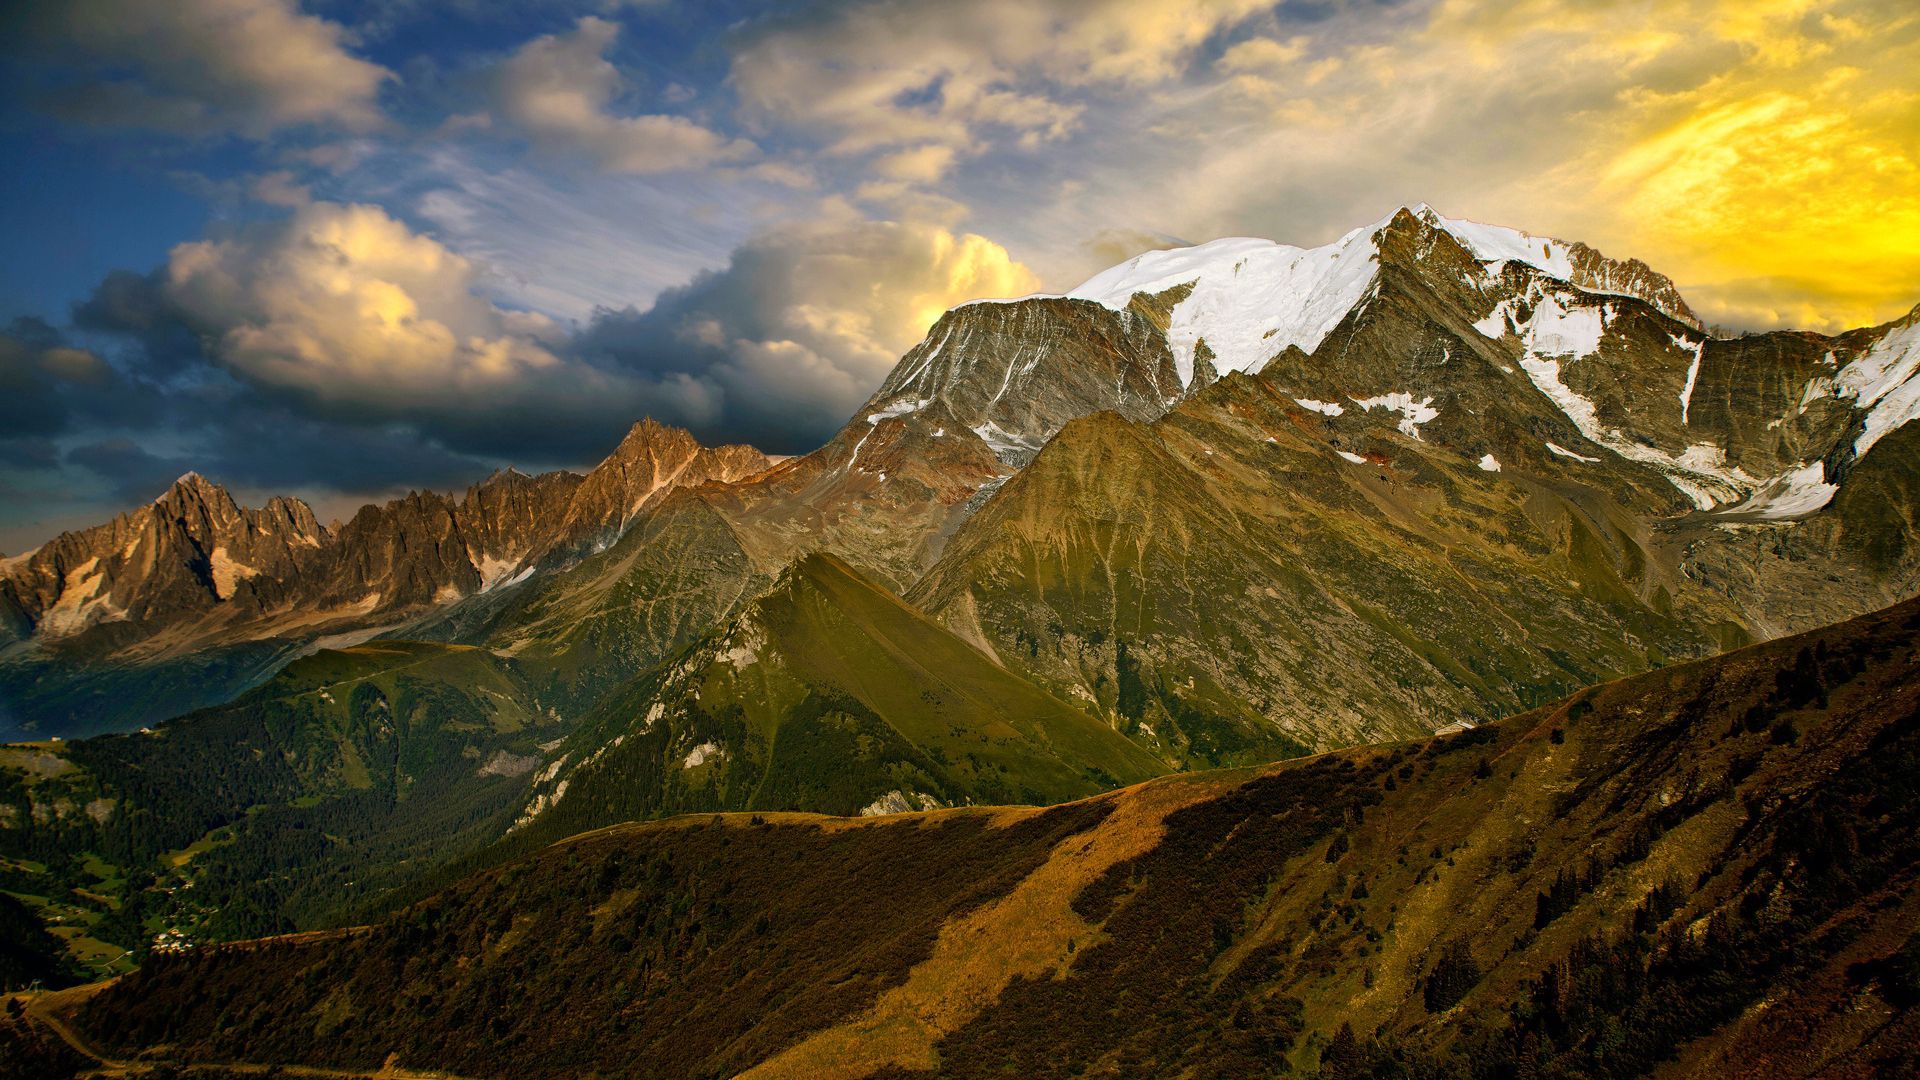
left=1404, top=204, right=1701, bottom=328
left=553, top=420, right=771, bottom=560
left=153, top=471, right=241, bottom=526
left=859, top=295, right=1185, bottom=466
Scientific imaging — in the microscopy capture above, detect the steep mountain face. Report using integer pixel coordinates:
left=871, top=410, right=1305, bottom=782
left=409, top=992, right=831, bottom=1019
left=507, top=552, right=1165, bottom=840
left=53, top=595, right=1920, bottom=1079
left=906, top=376, right=1735, bottom=760
left=905, top=209, right=1920, bottom=764
left=0, top=421, right=769, bottom=737
left=694, top=293, right=1191, bottom=594
left=419, top=490, right=768, bottom=714
left=0, top=473, right=325, bottom=643
left=862, top=295, right=1186, bottom=463
left=542, top=419, right=772, bottom=565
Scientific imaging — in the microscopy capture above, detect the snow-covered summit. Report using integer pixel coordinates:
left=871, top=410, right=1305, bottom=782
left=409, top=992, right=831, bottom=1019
left=1410, top=204, right=1580, bottom=280
left=965, top=205, right=1682, bottom=388
left=1062, top=221, right=1382, bottom=387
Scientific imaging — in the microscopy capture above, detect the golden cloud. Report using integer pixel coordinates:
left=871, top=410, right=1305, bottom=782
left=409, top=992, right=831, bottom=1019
left=1041, top=0, right=1918, bottom=332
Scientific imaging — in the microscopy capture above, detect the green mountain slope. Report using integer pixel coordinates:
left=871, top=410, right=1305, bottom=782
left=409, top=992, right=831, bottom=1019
left=52, top=594, right=1920, bottom=1079
left=0, top=641, right=563, bottom=964
left=910, top=372, right=1748, bottom=765
left=511, top=552, right=1168, bottom=839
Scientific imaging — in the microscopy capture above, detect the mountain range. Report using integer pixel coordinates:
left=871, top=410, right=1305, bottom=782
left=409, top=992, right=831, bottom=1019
left=2, top=206, right=1919, bottom=1064
left=7, top=206, right=1915, bottom=752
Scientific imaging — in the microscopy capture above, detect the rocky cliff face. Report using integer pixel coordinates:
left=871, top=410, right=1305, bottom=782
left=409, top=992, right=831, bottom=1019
left=547, top=419, right=771, bottom=563
left=0, top=422, right=768, bottom=735
left=0, top=473, right=326, bottom=645
left=0, top=421, right=769, bottom=653
left=863, top=295, right=1186, bottom=464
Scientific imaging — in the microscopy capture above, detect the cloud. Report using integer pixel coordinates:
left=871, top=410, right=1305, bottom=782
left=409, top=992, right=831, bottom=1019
left=728, top=0, right=1270, bottom=159
left=968, top=0, right=1920, bottom=332
left=402, top=147, right=766, bottom=321
left=567, top=210, right=1041, bottom=450
left=248, top=170, right=313, bottom=208
left=63, top=438, right=195, bottom=504
left=7, top=0, right=391, bottom=137
left=1216, top=34, right=1311, bottom=73
left=64, top=197, right=1035, bottom=471
left=0, top=318, right=159, bottom=443
left=873, top=145, right=960, bottom=183
left=161, top=202, right=568, bottom=408
left=494, top=16, right=755, bottom=174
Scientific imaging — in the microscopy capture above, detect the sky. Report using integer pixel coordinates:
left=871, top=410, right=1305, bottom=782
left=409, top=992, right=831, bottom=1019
left=1, top=0, right=1916, bottom=551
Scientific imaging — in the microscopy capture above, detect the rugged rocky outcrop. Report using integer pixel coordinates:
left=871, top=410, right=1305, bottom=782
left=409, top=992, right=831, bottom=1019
left=0, top=422, right=769, bottom=736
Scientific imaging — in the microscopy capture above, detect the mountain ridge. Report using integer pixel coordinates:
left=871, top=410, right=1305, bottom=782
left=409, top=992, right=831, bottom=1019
left=43, top=589, right=1920, bottom=1079
left=0, top=420, right=771, bottom=735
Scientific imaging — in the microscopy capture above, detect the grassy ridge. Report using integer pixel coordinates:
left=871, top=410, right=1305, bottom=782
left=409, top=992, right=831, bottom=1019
left=63, top=596, right=1920, bottom=1078
left=516, top=553, right=1167, bottom=841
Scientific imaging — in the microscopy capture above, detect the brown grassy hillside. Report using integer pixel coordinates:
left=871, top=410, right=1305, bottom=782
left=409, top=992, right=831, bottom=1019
left=47, top=595, right=1920, bottom=1079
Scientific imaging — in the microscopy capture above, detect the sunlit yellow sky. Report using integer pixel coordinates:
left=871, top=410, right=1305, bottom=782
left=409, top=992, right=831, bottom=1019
left=0, top=0, right=1916, bottom=547
left=1424, top=0, right=1920, bottom=332
left=969, top=0, right=1920, bottom=335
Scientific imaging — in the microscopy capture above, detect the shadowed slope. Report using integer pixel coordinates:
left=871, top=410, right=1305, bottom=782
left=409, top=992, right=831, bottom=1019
left=58, top=594, right=1920, bottom=1079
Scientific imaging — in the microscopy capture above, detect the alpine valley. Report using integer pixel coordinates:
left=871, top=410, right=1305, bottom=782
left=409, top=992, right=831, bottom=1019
left=5, top=206, right=1919, bottom=1078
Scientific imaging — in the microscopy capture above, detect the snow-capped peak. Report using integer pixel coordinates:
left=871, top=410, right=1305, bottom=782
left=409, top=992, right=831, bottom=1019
left=1410, top=205, right=1578, bottom=281
left=956, top=204, right=1693, bottom=389
left=1059, top=221, right=1383, bottom=387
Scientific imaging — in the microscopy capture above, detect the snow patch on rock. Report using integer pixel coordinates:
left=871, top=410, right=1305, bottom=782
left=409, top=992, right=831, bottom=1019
left=1836, top=317, right=1920, bottom=457
left=1473, top=301, right=1513, bottom=339
left=1721, top=462, right=1838, bottom=520
left=1675, top=334, right=1706, bottom=425
left=858, top=790, right=944, bottom=816
left=39, top=558, right=125, bottom=638
left=207, top=546, right=260, bottom=601
left=1351, top=392, right=1439, bottom=439
left=867, top=397, right=932, bottom=424
left=1546, top=442, right=1601, bottom=463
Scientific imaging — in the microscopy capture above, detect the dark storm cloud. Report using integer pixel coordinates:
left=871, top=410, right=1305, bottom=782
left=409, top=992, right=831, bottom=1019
left=566, top=214, right=1038, bottom=453
left=47, top=203, right=1033, bottom=466
left=0, top=317, right=167, bottom=441
left=63, top=438, right=195, bottom=503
